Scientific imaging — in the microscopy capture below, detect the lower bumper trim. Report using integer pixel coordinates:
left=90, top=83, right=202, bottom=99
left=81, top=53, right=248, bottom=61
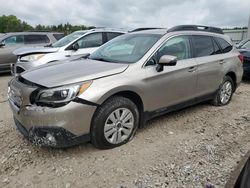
left=14, top=118, right=90, bottom=148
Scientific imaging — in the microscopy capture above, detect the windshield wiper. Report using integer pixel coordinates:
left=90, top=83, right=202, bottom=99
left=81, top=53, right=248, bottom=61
left=44, top=43, right=52, bottom=47
left=90, top=57, right=111, bottom=62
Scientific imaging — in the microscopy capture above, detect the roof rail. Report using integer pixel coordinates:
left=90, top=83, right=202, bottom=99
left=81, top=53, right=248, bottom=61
left=129, top=27, right=165, bottom=32
left=167, top=25, right=224, bottom=34
left=90, top=27, right=127, bottom=32
left=26, top=30, right=63, bottom=33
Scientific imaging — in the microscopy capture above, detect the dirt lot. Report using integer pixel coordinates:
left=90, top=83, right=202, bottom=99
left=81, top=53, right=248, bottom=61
left=0, top=74, right=250, bottom=188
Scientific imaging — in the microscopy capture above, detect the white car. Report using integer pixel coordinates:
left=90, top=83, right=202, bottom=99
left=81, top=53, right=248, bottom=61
left=12, top=28, right=126, bottom=75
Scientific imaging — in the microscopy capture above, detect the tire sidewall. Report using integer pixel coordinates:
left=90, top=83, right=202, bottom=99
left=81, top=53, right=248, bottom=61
left=217, top=76, right=234, bottom=106
left=91, top=97, right=139, bottom=149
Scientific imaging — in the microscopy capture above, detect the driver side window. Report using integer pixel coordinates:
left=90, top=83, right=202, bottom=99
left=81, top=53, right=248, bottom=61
left=76, top=33, right=103, bottom=49
left=147, top=35, right=191, bottom=66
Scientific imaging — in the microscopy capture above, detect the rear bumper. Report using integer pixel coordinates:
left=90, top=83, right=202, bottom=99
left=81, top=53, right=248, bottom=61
left=14, top=118, right=90, bottom=148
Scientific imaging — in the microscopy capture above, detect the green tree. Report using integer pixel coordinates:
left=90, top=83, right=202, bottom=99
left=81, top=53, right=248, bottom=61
left=0, top=14, right=95, bottom=34
left=0, top=15, right=33, bottom=32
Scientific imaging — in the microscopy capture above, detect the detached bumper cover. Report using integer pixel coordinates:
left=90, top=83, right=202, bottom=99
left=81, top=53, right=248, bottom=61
left=14, top=118, right=90, bottom=148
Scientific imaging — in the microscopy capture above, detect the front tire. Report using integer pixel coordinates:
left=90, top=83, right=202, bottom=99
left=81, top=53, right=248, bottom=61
left=212, top=76, right=234, bottom=106
left=91, top=96, right=139, bottom=149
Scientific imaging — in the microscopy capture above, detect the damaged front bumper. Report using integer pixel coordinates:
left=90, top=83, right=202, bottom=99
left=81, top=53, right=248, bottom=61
left=14, top=118, right=90, bottom=148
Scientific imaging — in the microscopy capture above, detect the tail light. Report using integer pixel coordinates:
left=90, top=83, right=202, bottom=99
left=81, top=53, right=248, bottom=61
left=238, top=54, right=244, bottom=63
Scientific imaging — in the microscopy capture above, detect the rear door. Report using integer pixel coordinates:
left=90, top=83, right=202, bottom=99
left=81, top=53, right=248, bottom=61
left=192, top=35, right=224, bottom=97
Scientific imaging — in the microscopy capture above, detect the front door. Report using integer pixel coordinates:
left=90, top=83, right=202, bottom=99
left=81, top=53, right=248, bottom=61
left=143, top=35, right=198, bottom=112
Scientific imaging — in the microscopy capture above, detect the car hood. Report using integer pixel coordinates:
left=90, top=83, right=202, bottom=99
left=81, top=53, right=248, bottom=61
left=13, top=46, right=59, bottom=56
left=21, top=59, right=129, bottom=88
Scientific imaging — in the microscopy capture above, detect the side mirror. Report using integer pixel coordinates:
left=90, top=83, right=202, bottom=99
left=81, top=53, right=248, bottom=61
left=0, top=41, right=5, bottom=48
left=156, top=55, right=177, bottom=72
left=72, top=43, right=79, bottom=51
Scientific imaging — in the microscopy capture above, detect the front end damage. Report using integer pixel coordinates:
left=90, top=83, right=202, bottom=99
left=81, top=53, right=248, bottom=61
left=8, top=77, right=96, bottom=148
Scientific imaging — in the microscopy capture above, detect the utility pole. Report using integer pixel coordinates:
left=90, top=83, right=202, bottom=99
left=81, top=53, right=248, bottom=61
left=248, top=14, right=250, bottom=38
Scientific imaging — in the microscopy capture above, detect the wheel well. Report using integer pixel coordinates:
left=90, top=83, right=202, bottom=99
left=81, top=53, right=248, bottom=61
left=108, top=91, right=145, bottom=127
left=226, top=72, right=236, bottom=91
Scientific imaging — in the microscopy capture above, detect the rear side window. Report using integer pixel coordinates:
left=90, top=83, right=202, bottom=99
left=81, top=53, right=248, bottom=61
left=53, top=34, right=64, bottom=40
left=192, top=35, right=216, bottom=57
left=215, top=37, right=233, bottom=53
left=212, top=38, right=221, bottom=55
left=106, top=32, right=123, bottom=41
left=3, top=35, right=24, bottom=45
left=24, top=35, right=50, bottom=44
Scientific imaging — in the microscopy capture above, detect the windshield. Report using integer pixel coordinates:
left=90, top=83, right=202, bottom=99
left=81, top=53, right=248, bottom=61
left=89, top=33, right=161, bottom=64
left=52, top=31, right=86, bottom=48
left=241, top=41, right=250, bottom=50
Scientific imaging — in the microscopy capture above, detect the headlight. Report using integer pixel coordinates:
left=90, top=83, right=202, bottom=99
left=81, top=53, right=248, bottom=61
left=20, top=54, right=45, bottom=62
left=35, top=81, right=92, bottom=106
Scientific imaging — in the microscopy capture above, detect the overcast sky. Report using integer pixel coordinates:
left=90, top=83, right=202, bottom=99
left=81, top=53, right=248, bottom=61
left=0, top=0, right=249, bottom=29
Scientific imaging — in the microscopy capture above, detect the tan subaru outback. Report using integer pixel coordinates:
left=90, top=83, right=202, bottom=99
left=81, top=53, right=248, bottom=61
left=8, top=25, right=243, bottom=149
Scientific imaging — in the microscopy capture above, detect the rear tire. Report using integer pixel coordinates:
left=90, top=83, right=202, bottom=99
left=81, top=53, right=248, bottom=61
left=91, top=96, right=139, bottom=149
left=212, top=75, right=234, bottom=106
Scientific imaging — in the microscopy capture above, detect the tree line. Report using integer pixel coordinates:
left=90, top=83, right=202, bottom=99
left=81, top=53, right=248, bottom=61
left=0, top=14, right=248, bottom=34
left=0, top=15, right=95, bottom=34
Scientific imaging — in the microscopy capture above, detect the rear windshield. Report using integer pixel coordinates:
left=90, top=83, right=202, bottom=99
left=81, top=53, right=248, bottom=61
left=52, top=31, right=86, bottom=48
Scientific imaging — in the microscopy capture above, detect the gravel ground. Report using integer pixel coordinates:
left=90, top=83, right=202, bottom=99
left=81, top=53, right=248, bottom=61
left=0, top=74, right=250, bottom=188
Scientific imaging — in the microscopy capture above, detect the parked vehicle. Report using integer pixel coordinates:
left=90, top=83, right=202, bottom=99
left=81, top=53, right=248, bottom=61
left=8, top=25, right=243, bottom=149
left=12, top=29, right=126, bottom=75
left=0, top=32, right=64, bottom=73
left=236, top=38, right=250, bottom=49
left=238, top=40, right=250, bottom=79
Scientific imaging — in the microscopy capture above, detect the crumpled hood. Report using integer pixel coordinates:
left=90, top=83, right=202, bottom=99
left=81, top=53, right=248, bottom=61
left=13, top=46, right=59, bottom=56
left=21, top=59, right=129, bottom=88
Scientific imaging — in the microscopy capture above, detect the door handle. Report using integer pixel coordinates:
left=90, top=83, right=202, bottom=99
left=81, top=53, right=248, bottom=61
left=65, top=55, right=71, bottom=57
left=188, top=66, right=196, bottom=72
left=219, top=60, right=226, bottom=64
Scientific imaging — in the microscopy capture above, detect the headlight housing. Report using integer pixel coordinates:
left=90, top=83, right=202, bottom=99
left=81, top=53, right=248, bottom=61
left=20, top=54, right=45, bottom=62
left=35, top=81, right=92, bottom=107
